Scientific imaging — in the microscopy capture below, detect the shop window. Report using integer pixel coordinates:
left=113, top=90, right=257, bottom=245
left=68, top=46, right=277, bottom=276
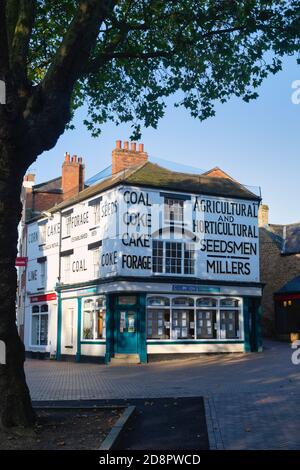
left=31, top=304, right=48, bottom=346
left=196, top=310, right=217, bottom=339
left=147, top=309, right=170, bottom=339
left=147, top=296, right=170, bottom=307
left=172, top=297, right=194, bottom=307
left=146, top=295, right=242, bottom=342
left=164, top=197, right=184, bottom=223
left=220, top=298, right=239, bottom=308
left=196, top=297, right=217, bottom=308
left=82, top=296, right=106, bottom=340
left=172, top=309, right=195, bottom=339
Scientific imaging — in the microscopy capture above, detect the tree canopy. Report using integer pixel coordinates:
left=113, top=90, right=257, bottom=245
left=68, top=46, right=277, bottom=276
left=2, top=0, right=300, bottom=147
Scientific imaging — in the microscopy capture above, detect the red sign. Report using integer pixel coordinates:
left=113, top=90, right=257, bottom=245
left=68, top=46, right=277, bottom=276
left=16, top=257, right=28, bottom=267
left=30, top=293, right=57, bottom=303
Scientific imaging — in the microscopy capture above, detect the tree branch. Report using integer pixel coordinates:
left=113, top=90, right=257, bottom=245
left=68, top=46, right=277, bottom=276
left=41, top=0, right=118, bottom=94
left=0, top=1, right=9, bottom=75
left=9, top=0, right=35, bottom=83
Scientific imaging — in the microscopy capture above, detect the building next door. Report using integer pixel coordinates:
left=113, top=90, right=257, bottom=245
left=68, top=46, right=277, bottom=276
left=115, top=295, right=139, bottom=355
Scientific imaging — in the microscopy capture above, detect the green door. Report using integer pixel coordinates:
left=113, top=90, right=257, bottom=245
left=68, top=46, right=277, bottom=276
left=116, top=308, right=138, bottom=354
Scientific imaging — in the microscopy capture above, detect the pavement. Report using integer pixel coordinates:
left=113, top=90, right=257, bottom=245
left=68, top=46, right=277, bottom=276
left=25, top=339, right=300, bottom=450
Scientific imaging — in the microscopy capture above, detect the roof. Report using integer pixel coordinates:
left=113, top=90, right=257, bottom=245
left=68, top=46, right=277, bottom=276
left=265, top=223, right=300, bottom=255
left=27, top=162, right=260, bottom=222
left=275, top=274, right=300, bottom=295
left=33, top=176, right=62, bottom=193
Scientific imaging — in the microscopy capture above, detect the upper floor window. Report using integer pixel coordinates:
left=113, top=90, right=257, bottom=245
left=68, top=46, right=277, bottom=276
left=62, top=213, right=71, bottom=237
left=40, top=260, right=46, bottom=288
left=39, top=224, right=46, bottom=245
left=91, top=247, right=100, bottom=279
left=164, top=197, right=184, bottom=223
left=93, top=203, right=100, bottom=226
left=152, top=241, right=195, bottom=275
left=62, top=255, right=71, bottom=283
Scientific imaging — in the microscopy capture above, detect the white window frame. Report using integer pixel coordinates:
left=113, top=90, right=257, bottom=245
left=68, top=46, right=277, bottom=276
left=91, top=247, right=100, bottom=279
left=62, top=255, right=71, bottom=284
left=62, top=214, right=71, bottom=237
left=152, top=240, right=196, bottom=276
left=81, top=296, right=106, bottom=341
left=164, top=197, right=184, bottom=224
left=93, top=203, right=100, bottom=226
left=146, top=295, right=244, bottom=342
left=40, top=260, right=46, bottom=288
left=39, top=224, right=46, bottom=245
left=30, top=303, right=49, bottom=348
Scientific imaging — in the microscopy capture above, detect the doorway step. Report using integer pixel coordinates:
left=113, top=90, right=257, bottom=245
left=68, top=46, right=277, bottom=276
left=110, top=354, right=140, bottom=365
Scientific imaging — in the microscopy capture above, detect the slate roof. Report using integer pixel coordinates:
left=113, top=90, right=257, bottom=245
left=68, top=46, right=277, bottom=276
left=275, top=274, right=300, bottom=294
left=27, top=161, right=260, bottom=222
left=32, top=176, right=62, bottom=193
left=265, top=223, right=300, bottom=255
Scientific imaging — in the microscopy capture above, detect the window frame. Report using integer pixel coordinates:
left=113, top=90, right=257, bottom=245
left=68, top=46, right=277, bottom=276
left=152, top=240, right=196, bottom=276
left=81, top=295, right=106, bottom=341
left=30, top=303, right=49, bottom=348
left=164, top=197, right=184, bottom=224
left=146, top=295, right=243, bottom=342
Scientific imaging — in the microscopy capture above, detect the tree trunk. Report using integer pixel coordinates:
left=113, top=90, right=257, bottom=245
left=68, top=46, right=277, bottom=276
left=0, top=137, right=35, bottom=428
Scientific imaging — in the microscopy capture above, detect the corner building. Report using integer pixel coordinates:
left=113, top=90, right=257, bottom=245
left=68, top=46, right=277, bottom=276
left=23, top=141, right=263, bottom=363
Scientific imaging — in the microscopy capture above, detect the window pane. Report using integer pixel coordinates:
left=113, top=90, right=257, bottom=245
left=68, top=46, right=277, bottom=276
left=118, top=295, right=137, bottom=305
left=196, top=298, right=217, bottom=308
left=172, top=297, right=194, bottom=306
left=153, top=240, right=163, bottom=273
left=220, top=298, right=239, bottom=308
left=82, top=299, right=94, bottom=339
left=166, top=242, right=182, bottom=274
left=196, top=310, right=217, bottom=339
left=147, top=296, right=170, bottom=307
left=40, top=315, right=48, bottom=345
left=220, top=310, right=240, bottom=339
left=32, top=305, right=39, bottom=313
left=164, top=198, right=184, bottom=223
left=172, top=309, right=194, bottom=339
left=95, top=297, right=106, bottom=339
left=147, top=309, right=170, bottom=339
left=41, top=304, right=48, bottom=312
left=31, top=315, right=39, bottom=345
left=184, top=243, right=195, bottom=274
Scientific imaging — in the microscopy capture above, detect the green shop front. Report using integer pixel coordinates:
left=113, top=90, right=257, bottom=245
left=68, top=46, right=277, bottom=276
left=55, top=279, right=262, bottom=364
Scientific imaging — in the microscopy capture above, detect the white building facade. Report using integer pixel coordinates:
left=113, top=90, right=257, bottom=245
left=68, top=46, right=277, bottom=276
left=21, top=143, right=263, bottom=363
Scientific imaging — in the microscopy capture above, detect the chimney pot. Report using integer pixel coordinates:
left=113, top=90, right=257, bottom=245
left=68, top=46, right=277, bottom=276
left=124, top=141, right=129, bottom=150
left=131, top=142, right=137, bottom=151
left=116, top=140, right=122, bottom=149
left=71, top=155, right=77, bottom=163
left=78, top=157, right=82, bottom=163
left=65, top=152, right=70, bottom=162
left=138, top=143, right=144, bottom=152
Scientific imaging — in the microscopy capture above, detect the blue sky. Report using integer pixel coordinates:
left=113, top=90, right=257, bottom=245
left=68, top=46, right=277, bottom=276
left=31, top=55, right=300, bottom=225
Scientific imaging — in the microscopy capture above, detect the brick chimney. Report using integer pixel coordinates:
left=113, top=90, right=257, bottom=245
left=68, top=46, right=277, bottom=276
left=258, top=204, right=269, bottom=227
left=112, top=140, right=148, bottom=174
left=62, top=153, right=85, bottom=199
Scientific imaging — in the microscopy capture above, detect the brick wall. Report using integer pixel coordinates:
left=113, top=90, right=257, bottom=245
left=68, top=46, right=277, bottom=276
left=112, top=140, right=148, bottom=174
left=62, top=154, right=85, bottom=199
left=259, top=227, right=300, bottom=336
